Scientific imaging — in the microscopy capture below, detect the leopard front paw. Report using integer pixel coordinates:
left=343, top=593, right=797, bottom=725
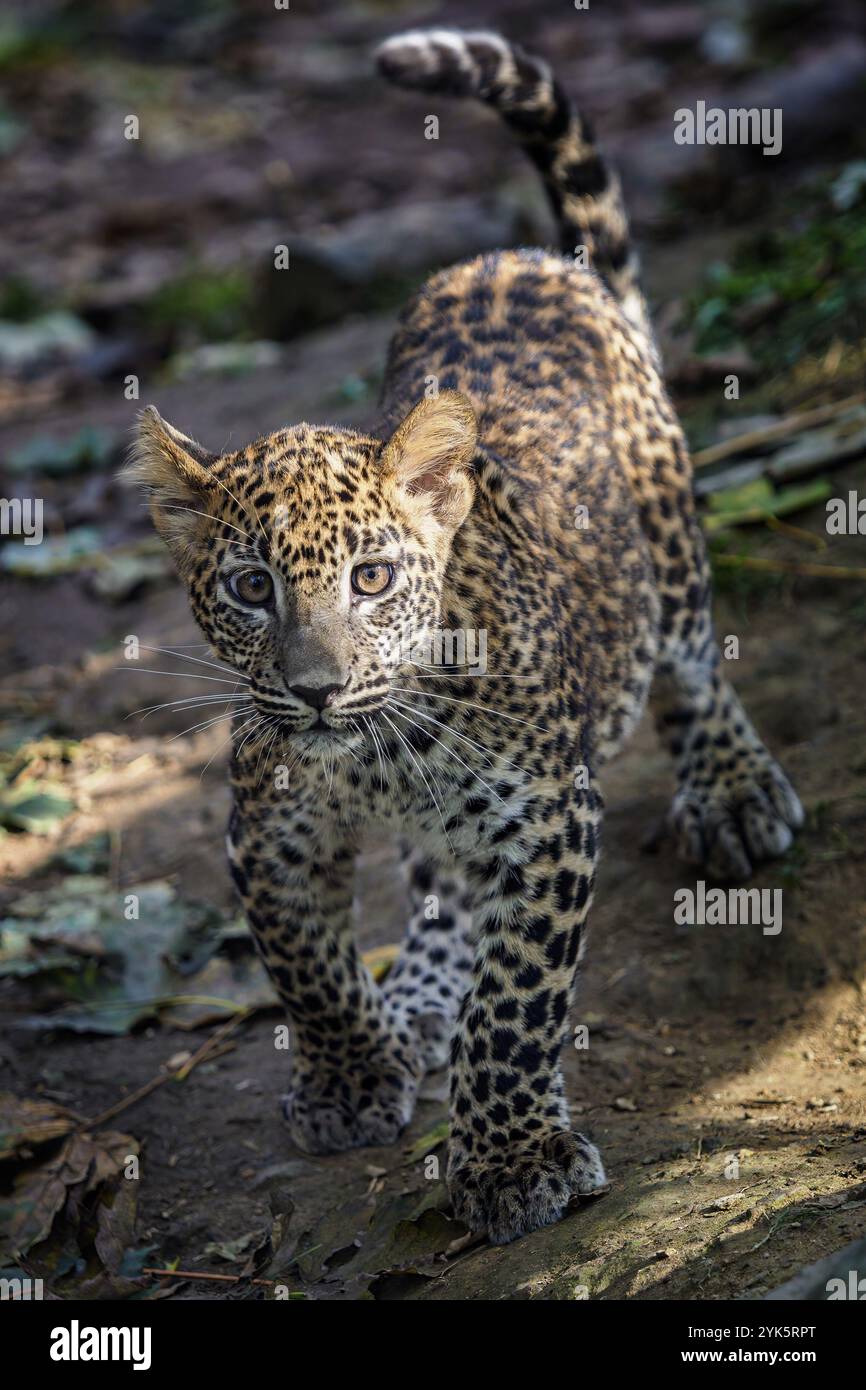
left=284, top=1047, right=422, bottom=1154
left=671, top=756, right=803, bottom=881
left=448, top=1131, right=608, bottom=1245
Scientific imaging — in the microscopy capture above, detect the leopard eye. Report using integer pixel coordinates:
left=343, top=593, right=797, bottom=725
left=351, top=561, right=394, bottom=597
left=229, top=569, right=274, bottom=606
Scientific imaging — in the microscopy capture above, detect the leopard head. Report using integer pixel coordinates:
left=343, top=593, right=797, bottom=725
left=127, top=391, right=477, bottom=747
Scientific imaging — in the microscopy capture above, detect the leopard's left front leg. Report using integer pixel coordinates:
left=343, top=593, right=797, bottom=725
left=448, top=783, right=607, bottom=1244
left=227, top=794, right=423, bottom=1154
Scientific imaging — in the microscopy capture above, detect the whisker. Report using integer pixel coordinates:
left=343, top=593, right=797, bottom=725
left=116, top=667, right=247, bottom=684
left=156, top=504, right=255, bottom=546
left=321, top=741, right=334, bottom=798
left=127, top=693, right=250, bottom=720
left=381, top=704, right=451, bottom=805
left=363, top=714, right=387, bottom=788
left=254, top=718, right=281, bottom=786
left=236, top=714, right=268, bottom=758
left=388, top=696, right=524, bottom=775
left=207, top=473, right=271, bottom=554
left=137, top=644, right=248, bottom=679
left=391, top=685, right=544, bottom=731
left=388, top=703, right=504, bottom=806
left=266, top=720, right=285, bottom=772
left=380, top=710, right=453, bottom=851
left=332, top=727, right=363, bottom=769
left=168, top=704, right=255, bottom=742
left=199, top=711, right=258, bottom=781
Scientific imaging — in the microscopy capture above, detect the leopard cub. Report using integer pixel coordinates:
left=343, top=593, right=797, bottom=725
left=129, top=28, right=802, bottom=1244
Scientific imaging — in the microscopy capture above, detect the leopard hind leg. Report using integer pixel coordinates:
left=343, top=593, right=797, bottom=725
left=382, top=848, right=475, bottom=1072
left=645, top=442, right=803, bottom=879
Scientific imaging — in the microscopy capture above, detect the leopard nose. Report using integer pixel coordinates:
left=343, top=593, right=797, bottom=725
left=289, top=682, right=345, bottom=711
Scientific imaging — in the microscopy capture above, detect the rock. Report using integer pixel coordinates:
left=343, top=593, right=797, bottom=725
left=256, top=193, right=543, bottom=339
left=768, top=423, right=866, bottom=481
left=87, top=549, right=173, bottom=603
left=765, top=1238, right=866, bottom=1300
left=714, top=414, right=782, bottom=441
left=727, top=38, right=866, bottom=163
left=0, top=313, right=96, bottom=372
left=630, top=6, right=707, bottom=50
left=619, top=37, right=866, bottom=208
left=700, top=19, right=752, bottom=67
left=169, top=340, right=283, bottom=381
left=668, top=347, right=758, bottom=389
left=701, top=1191, right=747, bottom=1214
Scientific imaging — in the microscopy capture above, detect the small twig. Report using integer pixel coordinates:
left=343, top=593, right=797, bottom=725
left=174, top=1011, right=247, bottom=1081
left=442, top=1230, right=488, bottom=1270
left=143, top=1267, right=277, bottom=1287
left=80, top=1011, right=249, bottom=1131
left=193, top=1040, right=237, bottom=1064
left=764, top=515, right=827, bottom=549
left=81, top=1073, right=169, bottom=1133
left=693, top=393, right=865, bottom=469
left=712, top=554, right=866, bottom=580
left=722, top=1097, right=794, bottom=1107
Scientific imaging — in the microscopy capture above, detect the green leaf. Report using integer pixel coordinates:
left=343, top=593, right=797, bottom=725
left=201, top=1230, right=264, bottom=1264
left=707, top=477, right=774, bottom=514
left=118, top=1245, right=159, bottom=1279
left=704, top=479, right=832, bottom=533
left=3, top=875, right=266, bottom=1034
left=0, top=1092, right=78, bottom=1161
left=403, top=1120, right=449, bottom=1164
left=0, top=781, right=74, bottom=833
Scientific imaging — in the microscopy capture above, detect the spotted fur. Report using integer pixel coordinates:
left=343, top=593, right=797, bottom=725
left=127, top=28, right=803, bottom=1244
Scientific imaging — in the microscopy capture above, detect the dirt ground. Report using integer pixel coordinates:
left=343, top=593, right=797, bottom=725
left=1, top=0, right=865, bottom=1301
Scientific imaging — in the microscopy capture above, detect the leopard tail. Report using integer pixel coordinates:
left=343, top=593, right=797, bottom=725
left=375, top=26, right=649, bottom=336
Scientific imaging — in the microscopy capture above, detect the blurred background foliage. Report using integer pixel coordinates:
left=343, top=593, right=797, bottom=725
left=0, top=0, right=864, bottom=416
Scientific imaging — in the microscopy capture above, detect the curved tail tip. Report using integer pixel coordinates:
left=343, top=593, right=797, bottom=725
left=374, top=29, right=448, bottom=87
left=374, top=27, right=509, bottom=90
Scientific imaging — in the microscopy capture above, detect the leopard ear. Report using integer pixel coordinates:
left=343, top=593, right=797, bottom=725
left=380, top=390, right=477, bottom=530
left=125, top=406, right=216, bottom=559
